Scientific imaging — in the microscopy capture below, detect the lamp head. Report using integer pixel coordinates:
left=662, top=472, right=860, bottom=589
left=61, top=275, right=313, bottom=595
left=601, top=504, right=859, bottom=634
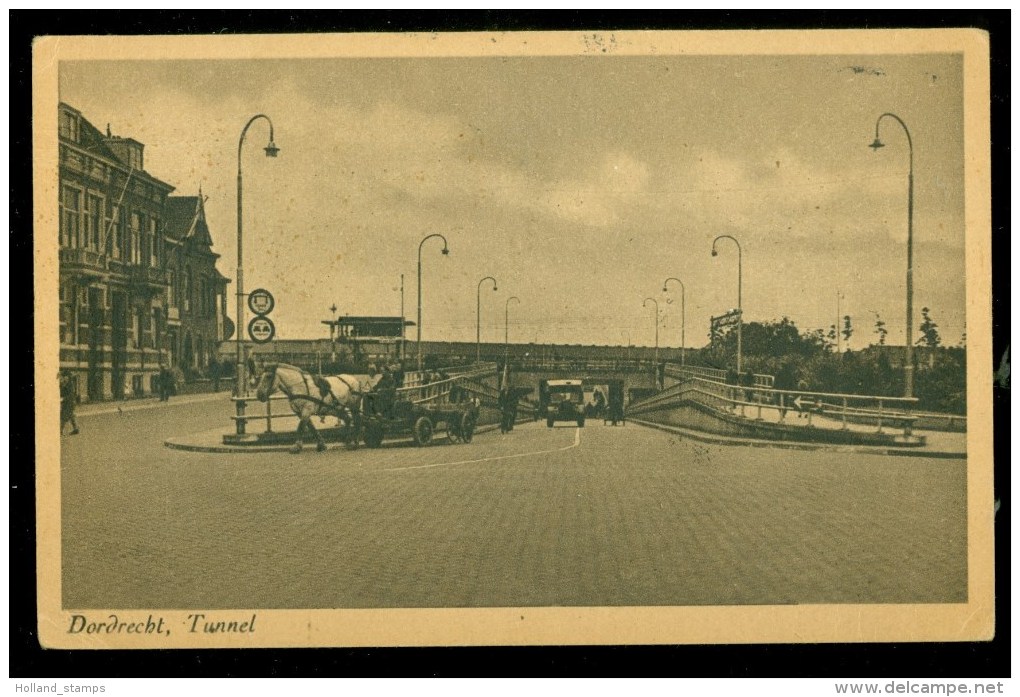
left=662, top=286, right=668, bottom=292
left=441, top=247, right=449, bottom=256
left=492, top=285, right=498, bottom=291
left=264, top=141, right=280, bottom=158
left=868, top=138, right=885, bottom=152
left=711, top=249, right=718, bottom=257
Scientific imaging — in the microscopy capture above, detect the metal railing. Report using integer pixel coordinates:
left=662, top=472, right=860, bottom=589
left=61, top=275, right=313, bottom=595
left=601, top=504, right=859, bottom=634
left=628, top=374, right=918, bottom=438
left=516, top=357, right=657, bottom=373
left=664, top=363, right=774, bottom=387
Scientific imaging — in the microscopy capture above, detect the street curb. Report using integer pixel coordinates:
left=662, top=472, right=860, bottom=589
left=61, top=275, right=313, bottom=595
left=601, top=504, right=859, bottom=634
left=164, top=422, right=505, bottom=454
left=629, top=419, right=966, bottom=459
left=79, top=392, right=229, bottom=417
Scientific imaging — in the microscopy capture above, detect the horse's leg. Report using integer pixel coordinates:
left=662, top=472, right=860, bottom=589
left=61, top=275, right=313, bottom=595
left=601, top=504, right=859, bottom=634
left=308, top=418, right=327, bottom=452
left=290, top=413, right=306, bottom=454
left=347, top=404, right=361, bottom=450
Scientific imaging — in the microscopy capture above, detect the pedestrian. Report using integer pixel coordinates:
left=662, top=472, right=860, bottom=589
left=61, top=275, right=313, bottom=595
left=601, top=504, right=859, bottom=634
left=158, top=365, right=172, bottom=402
left=209, top=357, right=221, bottom=392
left=740, top=370, right=755, bottom=403
left=498, top=386, right=517, bottom=434
left=60, top=370, right=80, bottom=436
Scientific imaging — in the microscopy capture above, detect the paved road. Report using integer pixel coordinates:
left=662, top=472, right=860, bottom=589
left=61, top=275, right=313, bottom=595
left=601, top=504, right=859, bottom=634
left=61, top=396, right=967, bottom=609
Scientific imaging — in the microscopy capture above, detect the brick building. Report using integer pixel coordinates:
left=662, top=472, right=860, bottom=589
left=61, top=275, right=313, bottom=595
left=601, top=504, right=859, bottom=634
left=58, top=102, right=230, bottom=400
left=163, top=193, right=230, bottom=377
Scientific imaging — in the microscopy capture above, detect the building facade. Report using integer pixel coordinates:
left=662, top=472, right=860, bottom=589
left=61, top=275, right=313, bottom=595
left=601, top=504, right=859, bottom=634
left=163, top=194, right=230, bottom=379
left=58, top=102, right=230, bottom=401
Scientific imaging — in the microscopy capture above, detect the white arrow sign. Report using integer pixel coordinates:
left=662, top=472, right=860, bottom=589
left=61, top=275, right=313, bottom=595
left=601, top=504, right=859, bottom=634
left=792, top=395, right=816, bottom=411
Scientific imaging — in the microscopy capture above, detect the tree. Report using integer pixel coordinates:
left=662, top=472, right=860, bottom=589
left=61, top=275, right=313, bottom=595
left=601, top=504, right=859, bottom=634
left=917, top=307, right=941, bottom=348
left=841, top=315, right=853, bottom=348
left=873, top=312, right=888, bottom=346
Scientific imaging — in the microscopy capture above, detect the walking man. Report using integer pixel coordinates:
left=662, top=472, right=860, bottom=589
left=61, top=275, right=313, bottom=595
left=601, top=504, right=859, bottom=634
left=60, top=370, right=80, bottom=436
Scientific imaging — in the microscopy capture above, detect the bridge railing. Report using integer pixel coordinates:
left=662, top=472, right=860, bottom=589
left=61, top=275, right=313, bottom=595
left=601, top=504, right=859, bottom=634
left=516, top=357, right=656, bottom=373
left=664, top=364, right=774, bottom=387
left=628, top=374, right=918, bottom=438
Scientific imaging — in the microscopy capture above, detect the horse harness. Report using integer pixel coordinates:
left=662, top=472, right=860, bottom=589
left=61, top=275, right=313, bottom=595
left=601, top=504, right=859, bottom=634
left=273, top=365, right=363, bottom=414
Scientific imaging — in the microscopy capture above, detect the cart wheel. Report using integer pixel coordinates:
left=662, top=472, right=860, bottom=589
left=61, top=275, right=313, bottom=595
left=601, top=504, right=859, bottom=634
left=363, top=422, right=384, bottom=448
left=460, top=411, right=476, bottom=443
left=446, top=420, right=462, bottom=444
left=412, top=416, right=434, bottom=446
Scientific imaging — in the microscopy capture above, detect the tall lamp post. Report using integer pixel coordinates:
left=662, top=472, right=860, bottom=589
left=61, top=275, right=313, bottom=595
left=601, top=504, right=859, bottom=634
left=477, top=276, right=498, bottom=363
left=662, top=277, right=687, bottom=367
left=504, top=296, right=520, bottom=362
left=398, top=275, right=405, bottom=363
left=235, top=114, right=279, bottom=397
left=869, top=112, right=915, bottom=399
left=711, top=235, right=742, bottom=375
left=642, top=297, right=659, bottom=365
left=329, top=303, right=338, bottom=363
left=417, top=233, right=449, bottom=371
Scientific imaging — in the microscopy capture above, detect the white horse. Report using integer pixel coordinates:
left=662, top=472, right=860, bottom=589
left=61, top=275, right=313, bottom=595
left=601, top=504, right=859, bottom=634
left=253, top=361, right=378, bottom=454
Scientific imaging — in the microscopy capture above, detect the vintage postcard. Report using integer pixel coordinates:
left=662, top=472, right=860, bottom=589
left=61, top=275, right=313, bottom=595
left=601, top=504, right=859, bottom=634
left=33, top=29, right=993, bottom=649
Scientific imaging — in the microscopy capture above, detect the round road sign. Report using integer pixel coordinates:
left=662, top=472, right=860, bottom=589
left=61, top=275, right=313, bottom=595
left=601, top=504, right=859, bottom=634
left=248, top=288, right=275, bottom=316
left=248, top=316, right=276, bottom=344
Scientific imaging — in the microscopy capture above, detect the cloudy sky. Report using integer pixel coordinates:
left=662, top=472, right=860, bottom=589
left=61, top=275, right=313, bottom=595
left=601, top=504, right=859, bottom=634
left=59, top=49, right=967, bottom=348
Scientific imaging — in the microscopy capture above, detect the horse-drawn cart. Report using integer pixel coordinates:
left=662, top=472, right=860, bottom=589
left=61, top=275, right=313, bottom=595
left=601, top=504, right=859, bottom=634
left=360, top=394, right=478, bottom=448
left=244, top=360, right=484, bottom=452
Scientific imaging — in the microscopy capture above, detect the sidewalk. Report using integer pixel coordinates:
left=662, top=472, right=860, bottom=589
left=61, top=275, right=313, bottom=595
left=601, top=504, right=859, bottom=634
left=76, top=391, right=231, bottom=417
left=629, top=418, right=966, bottom=459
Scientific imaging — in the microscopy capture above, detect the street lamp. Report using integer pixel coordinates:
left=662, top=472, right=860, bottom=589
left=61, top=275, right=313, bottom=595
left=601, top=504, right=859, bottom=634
left=870, top=112, right=915, bottom=399
left=711, top=234, right=742, bottom=375
left=477, top=276, right=498, bottom=363
left=397, top=275, right=404, bottom=363
left=417, top=233, right=449, bottom=371
left=505, top=296, right=520, bottom=362
left=642, top=297, right=659, bottom=365
left=235, top=114, right=278, bottom=397
left=662, top=277, right=687, bottom=367
left=329, top=303, right=338, bottom=363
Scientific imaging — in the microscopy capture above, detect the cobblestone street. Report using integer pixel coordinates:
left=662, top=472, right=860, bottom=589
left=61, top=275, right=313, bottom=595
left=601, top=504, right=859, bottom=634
left=61, top=396, right=967, bottom=609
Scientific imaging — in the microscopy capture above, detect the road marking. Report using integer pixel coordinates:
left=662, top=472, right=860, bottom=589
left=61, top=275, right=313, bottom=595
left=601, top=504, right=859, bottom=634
left=379, top=427, right=581, bottom=473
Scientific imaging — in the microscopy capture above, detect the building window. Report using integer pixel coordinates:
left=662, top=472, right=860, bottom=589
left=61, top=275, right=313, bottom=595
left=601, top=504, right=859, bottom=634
left=60, top=185, right=81, bottom=248
left=153, top=308, right=163, bottom=357
left=167, top=269, right=176, bottom=307
left=59, top=110, right=80, bottom=142
left=149, top=218, right=159, bottom=267
left=130, top=211, right=142, bottom=265
left=132, top=307, right=142, bottom=348
left=86, top=194, right=104, bottom=250
left=139, top=213, right=150, bottom=267
left=184, top=267, right=193, bottom=313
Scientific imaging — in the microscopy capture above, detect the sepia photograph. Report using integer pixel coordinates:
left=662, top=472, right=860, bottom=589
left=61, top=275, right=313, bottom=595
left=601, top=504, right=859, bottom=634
left=32, top=27, right=994, bottom=649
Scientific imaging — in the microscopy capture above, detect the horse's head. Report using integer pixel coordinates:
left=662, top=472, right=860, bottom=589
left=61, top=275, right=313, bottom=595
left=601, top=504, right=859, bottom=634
left=254, top=363, right=279, bottom=403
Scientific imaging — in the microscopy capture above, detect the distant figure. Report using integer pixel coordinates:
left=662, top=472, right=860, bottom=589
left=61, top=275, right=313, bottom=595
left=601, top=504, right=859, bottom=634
left=158, top=366, right=172, bottom=402
left=607, top=396, right=625, bottom=426
left=59, top=371, right=80, bottom=436
left=374, top=367, right=397, bottom=418
left=774, top=362, right=798, bottom=418
left=592, top=389, right=606, bottom=419
left=209, top=357, right=221, bottom=392
left=725, top=368, right=739, bottom=409
left=740, top=370, right=755, bottom=402
left=498, top=387, right=518, bottom=434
